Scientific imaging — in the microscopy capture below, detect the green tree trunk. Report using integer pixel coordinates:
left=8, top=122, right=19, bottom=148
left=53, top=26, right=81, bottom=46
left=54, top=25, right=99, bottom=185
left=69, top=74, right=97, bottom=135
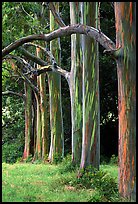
left=69, top=2, right=83, bottom=165
left=33, top=48, right=42, bottom=160
left=114, top=2, right=136, bottom=201
left=79, top=2, right=100, bottom=170
left=23, top=82, right=32, bottom=160
left=40, top=71, right=49, bottom=159
left=48, top=2, right=64, bottom=163
left=38, top=47, right=49, bottom=159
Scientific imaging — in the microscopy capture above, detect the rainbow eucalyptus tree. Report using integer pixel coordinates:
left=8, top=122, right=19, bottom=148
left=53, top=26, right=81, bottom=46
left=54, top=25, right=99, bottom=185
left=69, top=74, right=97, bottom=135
left=33, top=48, right=42, bottom=160
left=23, top=82, right=32, bottom=160
left=38, top=47, right=49, bottom=159
left=79, top=2, right=100, bottom=170
left=114, top=2, right=136, bottom=201
left=69, top=2, right=83, bottom=165
left=48, top=2, right=64, bottom=163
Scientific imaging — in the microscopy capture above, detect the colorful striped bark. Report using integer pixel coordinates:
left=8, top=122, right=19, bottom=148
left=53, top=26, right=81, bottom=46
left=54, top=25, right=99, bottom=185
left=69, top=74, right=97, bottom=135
left=70, top=2, right=82, bottom=164
left=38, top=46, right=49, bottom=159
left=40, top=71, right=49, bottom=158
left=48, top=2, right=64, bottom=162
left=114, top=2, right=136, bottom=201
left=23, top=82, right=32, bottom=160
left=33, top=48, right=42, bottom=160
left=80, top=2, right=100, bottom=170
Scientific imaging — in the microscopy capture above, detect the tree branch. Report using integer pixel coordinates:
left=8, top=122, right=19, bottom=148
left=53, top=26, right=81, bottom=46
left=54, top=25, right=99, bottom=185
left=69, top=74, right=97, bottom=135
left=2, top=24, right=116, bottom=58
left=39, top=65, right=70, bottom=82
left=20, top=2, right=34, bottom=20
left=23, top=42, right=54, bottom=60
left=19, top=47, right=49, bottom=67
left=3, top=55, right=39, bottom=94
left=23, top=42, right=70, bottom=81
left=48, top=2, right=66, bottom=27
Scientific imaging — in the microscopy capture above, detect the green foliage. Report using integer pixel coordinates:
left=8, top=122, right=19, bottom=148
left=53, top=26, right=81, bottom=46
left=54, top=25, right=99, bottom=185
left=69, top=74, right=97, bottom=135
left=2, top=142, right=23, bottom=164
left=110, top=154, right=118, bottom=165
left=58, top=154, right=77, bottom=173
left=71, top=165, right=119, bottom=202
left=53, top=153, right=63, bottom=164
left=25, top=155, right=33, bottom=163
left=2, top=97, right=24, bottom=163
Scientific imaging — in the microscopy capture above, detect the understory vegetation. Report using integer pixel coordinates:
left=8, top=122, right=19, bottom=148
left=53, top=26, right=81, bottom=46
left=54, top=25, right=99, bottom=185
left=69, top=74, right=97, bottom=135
left=2, top=155, right=128, bottom=202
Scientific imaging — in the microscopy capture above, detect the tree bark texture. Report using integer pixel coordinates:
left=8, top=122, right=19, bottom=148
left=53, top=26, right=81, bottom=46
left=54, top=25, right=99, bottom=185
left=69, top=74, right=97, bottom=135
left=48, top=3, right=64, bottom=162
left=33, top=48, right=42, bottom=160
left=23, top=82, right=32, bottom=160
left=70, top=2, right=83, bottom=165
left=80, top=2, right=100, bottom=170
left=38, top=47, right=49, bottom=159
left=114, top=2, right=136, bottom=201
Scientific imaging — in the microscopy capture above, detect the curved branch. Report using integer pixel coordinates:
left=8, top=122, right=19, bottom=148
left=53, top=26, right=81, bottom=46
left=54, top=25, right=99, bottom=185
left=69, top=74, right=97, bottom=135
left=2, top=24, right=116, bottom=58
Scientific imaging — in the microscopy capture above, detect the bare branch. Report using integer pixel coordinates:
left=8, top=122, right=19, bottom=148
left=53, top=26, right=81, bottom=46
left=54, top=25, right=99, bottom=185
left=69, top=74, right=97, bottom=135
left=24, top=42, right=53, bottom=60
left=23, top=43, right=70, bottom=81
left=3, top=55, right=39, bottom=94
left=48, top=2, right=66, bottom=27
left=23, top=43, right=58, bottom=68
left=39, top=65, right=70, bottom=82
left=2, top=24, right=116, bottom=58
left=19, top=47, right=49, bottom=67
left=3, top=54, right=33, bottom=73
left=20, top=2, right=34, bottom=20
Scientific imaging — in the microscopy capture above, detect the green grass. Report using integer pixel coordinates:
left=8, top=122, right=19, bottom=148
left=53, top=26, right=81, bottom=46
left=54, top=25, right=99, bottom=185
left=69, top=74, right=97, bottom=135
left=100, top=164, right=118, bottom=182
left=2, top=161, right=128, bottom=202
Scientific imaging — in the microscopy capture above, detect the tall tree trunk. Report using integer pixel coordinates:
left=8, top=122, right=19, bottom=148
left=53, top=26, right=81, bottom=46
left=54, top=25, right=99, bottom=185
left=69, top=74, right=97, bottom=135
left=40, top=70, right=49, bottom=159
left=38, top=47, right=49, bottom=159
left=114, top=2, right=136, bottom=201
left=79, top=2, right=100, bottom=170
left=48, top=2, right=64, bottom=162
left=23, top=82, right=32, bottom=160
left=33, top=48, right=42, bottom=160
left=69, top=2, right=83, bottom=165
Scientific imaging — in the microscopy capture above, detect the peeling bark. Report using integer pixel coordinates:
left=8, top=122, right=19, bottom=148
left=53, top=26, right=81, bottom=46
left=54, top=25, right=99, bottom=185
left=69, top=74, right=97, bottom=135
left=38, top=47, right=49, bottom=159
left=80, top=2, right=100, bottom=170
left=114, top=2, right=136, bottom=201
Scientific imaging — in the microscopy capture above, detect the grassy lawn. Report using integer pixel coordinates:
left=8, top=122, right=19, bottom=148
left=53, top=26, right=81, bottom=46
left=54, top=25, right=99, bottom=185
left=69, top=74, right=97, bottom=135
left=2, top=161, right=127, bottom=202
